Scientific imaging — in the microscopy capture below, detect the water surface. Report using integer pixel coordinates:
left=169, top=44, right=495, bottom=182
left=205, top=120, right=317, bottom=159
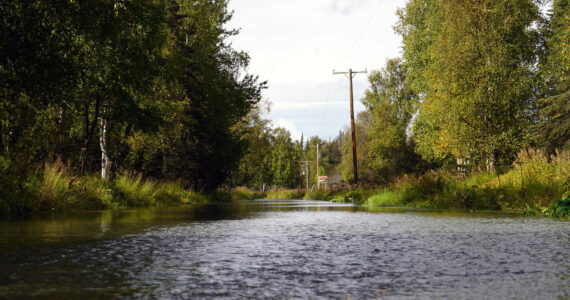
left=1, top=200, right=568, bottom=299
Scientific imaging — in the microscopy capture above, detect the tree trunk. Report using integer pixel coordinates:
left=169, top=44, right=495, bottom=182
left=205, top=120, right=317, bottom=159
left=58, top=105, right=66, bottom=155
left=160, top=133, right=167, bottom=176
left=79, top=98, right=100, bottom=175
left=0, top=122, right=3, bottom=155
left=99, top=105, right=111, bottom=180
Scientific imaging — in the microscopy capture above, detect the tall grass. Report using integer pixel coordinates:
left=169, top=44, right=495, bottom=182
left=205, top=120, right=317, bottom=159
left=366, top=149, right=570, bottom=216
left=486, top=149, right=569, bottom=210
left=154, top=181, right=208, bottom=205
left=0, top=159, right=213, bottom=217
left=231, top=187, right=262, bottom=201
left=266, top=189, right=305, bottom=199
left=113, top=173, right=212, bottom=206
left=113, top=173, right=157, bottom=206
left=37, top=160, right=71, bottom=210
left=304, top=188, right=377, bottom=204
left=367, top=190, right=400, bottom=207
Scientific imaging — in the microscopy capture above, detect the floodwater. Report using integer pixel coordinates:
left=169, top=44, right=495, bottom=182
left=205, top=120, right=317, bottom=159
left=0, top=199, right=568, bottom=299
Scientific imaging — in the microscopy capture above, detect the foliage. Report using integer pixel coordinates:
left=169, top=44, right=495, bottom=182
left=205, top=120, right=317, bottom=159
left=398, top=0, right=541, bottom=169
left=305, top=188, right=376, bottom=205
left=269, top=128, right=300, bottom=187
left=0, top=163, right=213, bottom=217
left=365, top=149, right=569, bottom=215
left=265, top=189, right=305, bottom=200
left=367, top=190, right=400, bottom=207
left=231, top=187, right=262, bottom=201
left=113, top=173, right=157, bottom=207
left=536, top=0, right=570, bottom=155
left=547, top=195, right=569, bottom=219
left=363, top=58, right=423, bottom=182
left=233, top=103, right=274, bottom=189
left=0, top=0, right=265, bottom=193
left=486, top=149, right=569, bottom=209
left=1, top=0, right=568, bottom=217
left=338, top=111, right=377, bottom=183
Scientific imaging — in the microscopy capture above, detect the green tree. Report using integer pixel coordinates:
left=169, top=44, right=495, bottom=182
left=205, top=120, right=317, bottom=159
left=0, top=1, right=82, bottom=159
left=536, top=0, right=570, bottom=154
left=233, top=103, right=273, bottom=189
left=399, top=0, right=541, bottom=170
left=363, top=58, right=421, bottom=181
left=153, top=0, right=265, bottom=190
left=339, top=111, right=376, bottom=183
left=269, top=128, right=299, bottom=188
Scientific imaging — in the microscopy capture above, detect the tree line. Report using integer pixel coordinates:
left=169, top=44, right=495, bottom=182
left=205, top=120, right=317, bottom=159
left=359, top=0, right=568, bottom=180
left=1, top=0, right=568, bottom=194
left=1, top=0, right=266, bottom=191
left=235, top=0, right=569, bottom=189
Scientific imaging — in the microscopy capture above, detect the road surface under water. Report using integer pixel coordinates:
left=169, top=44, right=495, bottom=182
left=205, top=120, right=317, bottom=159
left=0, top=199, right=568, bottom=299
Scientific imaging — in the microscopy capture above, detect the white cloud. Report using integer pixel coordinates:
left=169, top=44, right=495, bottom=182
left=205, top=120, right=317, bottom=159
left=272, top=118, right=303, bottom=141
left=228, top=0, right=406, bottom=139
left=272, top=101, right=347, bottom=111
left=328, top=0, right=369, bottom=15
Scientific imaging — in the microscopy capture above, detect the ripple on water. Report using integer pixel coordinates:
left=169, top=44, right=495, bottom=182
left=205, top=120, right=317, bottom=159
left=0, top=202, right=568, bottom=299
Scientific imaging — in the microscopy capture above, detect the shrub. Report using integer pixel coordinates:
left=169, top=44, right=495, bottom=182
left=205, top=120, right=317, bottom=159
left=547, top=194, right=570, bottom=219
left=68, top=175, right=109, bottom=210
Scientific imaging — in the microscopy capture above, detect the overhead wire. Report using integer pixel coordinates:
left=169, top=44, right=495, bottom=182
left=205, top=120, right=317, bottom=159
left=336, top=0, right=385, bottom=68
left=321, top=0, right=384, bottom=137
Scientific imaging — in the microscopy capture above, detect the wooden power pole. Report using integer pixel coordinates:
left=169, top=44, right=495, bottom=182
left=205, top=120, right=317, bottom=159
left=333, top=68, right=367, bottom=186
left=300, top=161, right=310, bottom=190
left=310, top=143, right=321, bottom=190
left=310, top=143, right=322, bottom=189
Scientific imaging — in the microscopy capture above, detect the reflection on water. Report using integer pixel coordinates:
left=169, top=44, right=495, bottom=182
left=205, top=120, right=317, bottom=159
left=0, top=200, right=568, bottom=299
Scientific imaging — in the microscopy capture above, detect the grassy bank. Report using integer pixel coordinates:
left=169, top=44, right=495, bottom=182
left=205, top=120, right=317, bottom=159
left=262, top=150, right=569, bottom=219
left=304, top=188, right=378, bottom=204
left=366, top=150, right=569, bottom=219
left=265, top=189, right=305, bottom=200
left=0, top=159, right=262, bottom=217
left=2, top=150, right=567, bottom=219
left=262, top=187, right=377, bottom=205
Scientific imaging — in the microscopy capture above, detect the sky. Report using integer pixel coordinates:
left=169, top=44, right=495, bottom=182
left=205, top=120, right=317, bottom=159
left=227, top=0, right=407, bottom=141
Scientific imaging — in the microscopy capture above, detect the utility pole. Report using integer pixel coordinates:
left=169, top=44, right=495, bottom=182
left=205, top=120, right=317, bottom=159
left=333, top=68, right=367, bottom=186
left=300, top=161, right=310, bottom=190
left=316, top=143, right=320, bottom=190
left=310, top=143, right=321, bottom=189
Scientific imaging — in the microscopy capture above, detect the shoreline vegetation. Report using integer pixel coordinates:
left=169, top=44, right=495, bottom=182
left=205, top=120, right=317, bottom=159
left=0, top=1, right=568, bottom=221
left=1, top=149, right=567, bottom=219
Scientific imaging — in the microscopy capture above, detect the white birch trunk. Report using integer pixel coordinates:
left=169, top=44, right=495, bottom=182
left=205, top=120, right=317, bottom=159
left=99, top=106, right=112, bottom=180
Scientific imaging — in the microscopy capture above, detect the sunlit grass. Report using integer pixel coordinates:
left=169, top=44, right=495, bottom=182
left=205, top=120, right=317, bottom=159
left=0, top=160, right=215, bottom=216
left=154, top=181, right=206, bottom=204
left=367, top=190, right=401, bottom=207
left=38, top=160, right=71, bottom=210
left=266, top=189, right=305, bottom=200
left=366, top=149, right=570, bottom=217
left=231, top=186, right=261, bottom=200
left=113, top=173, right=156, bottom=207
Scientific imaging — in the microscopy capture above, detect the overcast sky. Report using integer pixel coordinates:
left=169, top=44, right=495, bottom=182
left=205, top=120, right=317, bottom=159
left=227, top=0, right=407, bottom=141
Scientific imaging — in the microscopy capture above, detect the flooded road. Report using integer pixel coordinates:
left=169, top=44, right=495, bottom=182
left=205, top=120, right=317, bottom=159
left=0, top=200, right=568, bottom=299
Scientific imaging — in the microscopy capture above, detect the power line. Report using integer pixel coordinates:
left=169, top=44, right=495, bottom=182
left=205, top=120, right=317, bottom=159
left=337, top=0, right=385, bottom=67
left=333, top=69, right=367, bottom=186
